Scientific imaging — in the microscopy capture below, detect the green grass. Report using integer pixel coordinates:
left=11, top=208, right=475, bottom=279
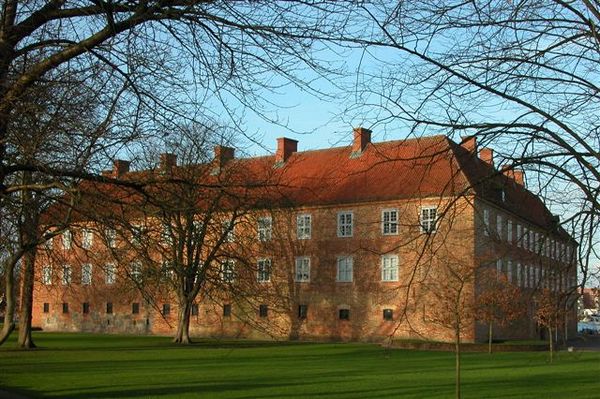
left=0, top=332, right=598, bottom=398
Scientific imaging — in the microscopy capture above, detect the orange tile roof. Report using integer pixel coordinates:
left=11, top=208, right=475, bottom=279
left=45, top=134, right=569, bottom=240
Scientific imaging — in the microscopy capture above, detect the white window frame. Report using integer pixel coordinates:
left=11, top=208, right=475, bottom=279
left=516, top=263, right=522, bottom=287
left=516, top=224, right=522, bottom=248
left=381, top=254, right=399, bottom=282
left=496, top=258, right=503, bottom=276
left=296, top=214, right=312, bottom=240
left=105, top=263, right=116, bottom=284
left=507, top=259, right=512, bottom=283
left=81, top=228, right=93, bottom=249
left=381, top=209, right=399, bottom=235
left=222, top=220, right=235, bottom=243
left=61, top=265, right=72, bottom=285
left=483, top=208, right=490, bottom=236
left=130, top=261, right=142, bottom=283
left=257, top=217, right=273, bottom=242
left=161, top=259, right=174, bottom=280
left=336, top=256, right=353, bottom=282
left=220, top=260, right=236, bottom=283
left=507, top=219, right=513, bottom=243
left=81, top=263, right=92, bottom=285
left=131, top=224, right=145, bottom=246
left=496, top=214, right=503, bottom=239
left=257, top=258, right=272, bottom=283
left=420, top=207, right=437, bottom=234
left=105, top=228, right=117, bottom=248
left=42, top=265, right=52, bottom=285
left=62, top=230, right=72, bottom=250
left=337, top=211, right=353, bottom=237
left=295, top=256, right=311, bottom=282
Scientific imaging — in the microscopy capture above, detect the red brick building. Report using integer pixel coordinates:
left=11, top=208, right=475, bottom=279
left=32, top=129, right=578, bottom=342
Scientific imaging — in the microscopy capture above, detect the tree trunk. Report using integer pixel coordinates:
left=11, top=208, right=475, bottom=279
left=17, top=249, right=36, bottom=348
left=548, top=326, right=553, bottom=363
left=488, top=321, right=493, bottom=354
left=17, top=171, right=37, bottom=349
left=455, top=325, right=461, bottom=399
left=173, top=300, right=192, bottom=344
left=0, top=262, right=16, bottom=346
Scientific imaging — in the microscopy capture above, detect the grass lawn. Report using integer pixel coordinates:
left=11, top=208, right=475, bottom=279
left=0, top=332, right=598, bottom=398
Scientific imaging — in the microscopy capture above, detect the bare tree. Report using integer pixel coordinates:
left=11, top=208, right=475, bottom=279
left=0, top=1, right=368, bottom=349
left=476, top=269, right=524, bottom=354
left=81, top=124, right=278, bottom=344
left=345, top=1, right=600, bottom=285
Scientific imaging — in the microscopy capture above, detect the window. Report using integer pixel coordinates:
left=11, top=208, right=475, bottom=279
left=220, top=260, right=236, bottom=283
left=298, top=305, right=308, bottom=319
left=507, top=260, right=512, bottom=282
left=161, top=223, right=174, bottom=246
left=62, top=230, right=72, bottom=250
left=337, top=211, right=353, bottom=237
left=191, top=303, right=199, bottom=316
left=105, top=263, right=116, bottom=285
left=339, top=309, right=350, bottom=320
left=83, top=302, right=90, bottom=314
left=132, top=303, right=140, bottom=314
left=516, top=263, right=522, bottom=287
left=516, top=224, right=522, bottom=247
left=257, top=217, right=272, bottom=241
left=105, top=228, right=116, bottom=248
left=507, top=219, right=513, bottom=243
left=381, top=255, right=399, bottom=282
left=82, top=228, right=93, bottom=249
left=495, top=259, right=502, bottom=277
left=81, top=263, right=92, bottom=285
left=131, top=224, right=144, bottom=246
left=161, top=260, right=174, bottom=281
left=42, top=265, right=52, bottom=285
left=257, top=258, right=271, bottom=283
left=43, top=303, right=49, bottom=313
left=297, top=214, right=312, bottom=239
left=62, top=303, right=69, bottom=314
left=496, top=214, right=503, bottom=239
left=106, top=302, right=113, bottom=314
left=222, top=220, right=235, bottom=242
left=420, top=207, right=437, bottom=233
left=162, top=303, right=170, bottom=316
left=382, top=209, right=398, bottom=235
left=534, top=232, right=540, bottom=253
left=130, top=261, right=142, bottom=283
left=223, top=304, right=232, bottom=317
left=383, top=309, right=393, bottom=321
left=483, top=208, right=490, bottom=236
left=523, top=227, right=529, bottom=250
left=295, top=257, right=310, bottom=282
left=61, top=265, right=72, bottom=285
left=259, top=304, right=268, bottom=318
left=336, top=256, right=353, bottom=282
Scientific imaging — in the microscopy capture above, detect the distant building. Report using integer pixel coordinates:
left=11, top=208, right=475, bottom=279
left=32, top=129, right=578, bottom=342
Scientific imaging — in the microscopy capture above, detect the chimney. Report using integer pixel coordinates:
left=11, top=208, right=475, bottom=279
left=479, top=147, right=494, bottom=167
left=275, top=137, right=298, bottom=165
left=501, top=164, right=525, bottom=186
left=212, top=145, right=235, bottom=174
left=352, top=127, right=372, bottom=156
left=159, top=153, right=177, bottom=172
left=112, top=159, right=130, bottom=178
left=460, top=136, right=477, bottom=153
left=512, top=169, right=524, bottom=186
